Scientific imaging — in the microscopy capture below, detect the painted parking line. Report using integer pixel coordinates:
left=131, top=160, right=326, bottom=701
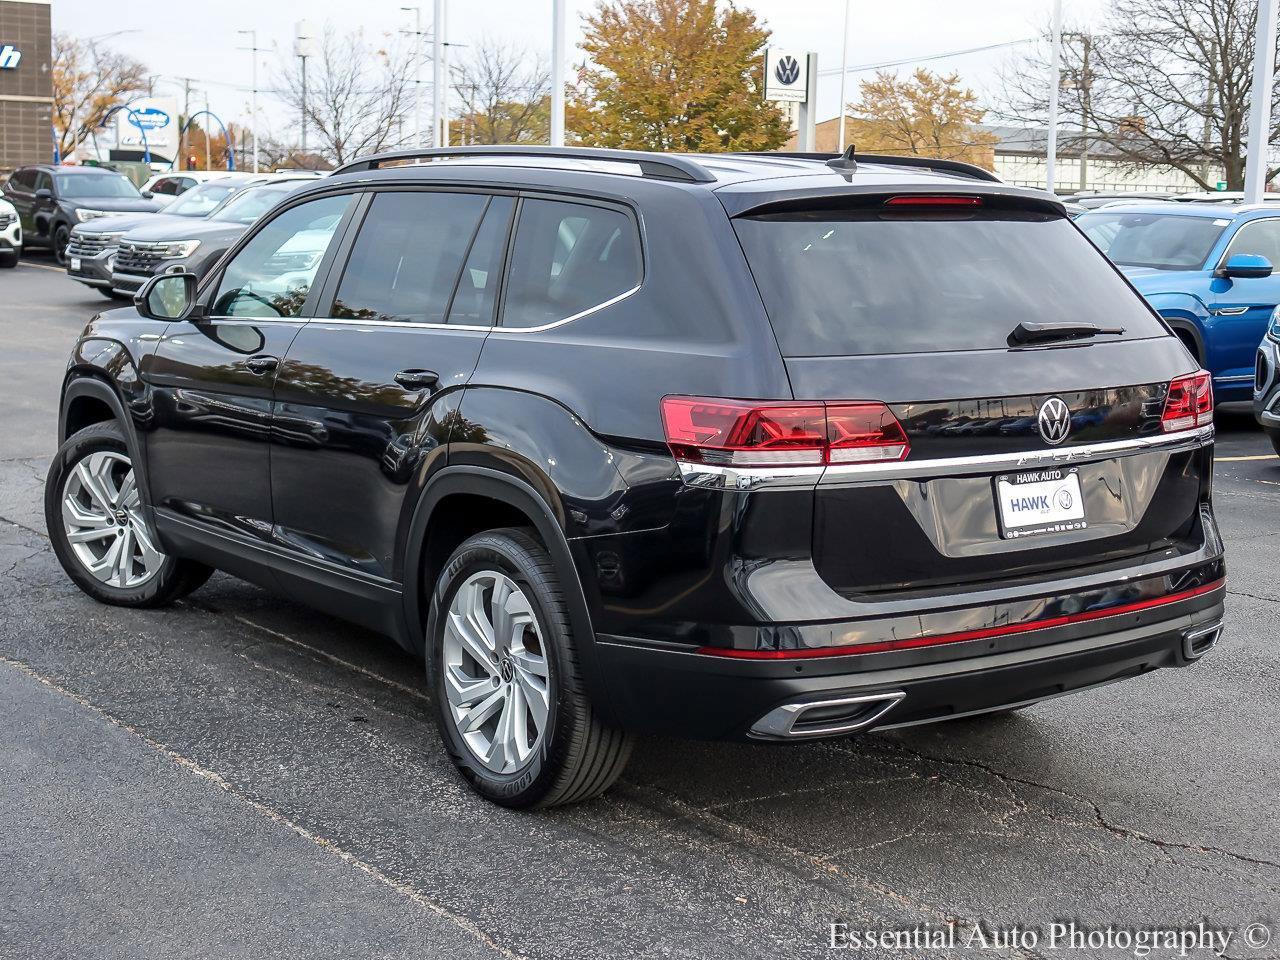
left=1215, top=455, right=1277, bottom=462
left=19, top=260, right=64, bottom=274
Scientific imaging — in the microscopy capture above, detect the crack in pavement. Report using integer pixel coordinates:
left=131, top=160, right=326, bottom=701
left=0, top=653, right=530, bottom=960
left=866, top=739, right=1280, bottom=873
left=1228, top=589, right=1280, bottom=604
left=0, top=513, right=47, bottom=541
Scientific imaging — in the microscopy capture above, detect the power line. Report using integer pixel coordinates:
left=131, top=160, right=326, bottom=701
left=817, top=37, right=1036, bottom=77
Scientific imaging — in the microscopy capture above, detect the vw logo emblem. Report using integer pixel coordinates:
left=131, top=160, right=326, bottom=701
left=1037, top=397, right=1072, bottom=445
left=775, top=55, right=800, bottom=85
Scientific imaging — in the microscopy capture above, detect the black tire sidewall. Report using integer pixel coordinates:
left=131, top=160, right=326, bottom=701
left=53, top=225, right=70, bottom=266
left=45, top=423, right=184, bottom=607
left=427, top=532, right=574, bottom=807
left=0, top=251, right=16, bottom=268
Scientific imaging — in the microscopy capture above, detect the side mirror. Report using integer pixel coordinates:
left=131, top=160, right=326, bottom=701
left=135, top=272, right=201, bottom=322
left=1217, top=252, right=1273, bottom=279
left=34, top=188, right=53, bottom=201
left=142, top=190, right=154, bottom=199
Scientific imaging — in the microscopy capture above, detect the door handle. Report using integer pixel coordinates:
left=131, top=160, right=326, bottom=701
left=244, top=355, right=279, bottom=375
left=393, top=369, right=440, bottom=391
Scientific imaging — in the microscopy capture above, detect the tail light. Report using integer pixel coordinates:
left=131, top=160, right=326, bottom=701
left=1161, top=371, right=1213, bottom=432
left=660, top=397, right=909, bottom=467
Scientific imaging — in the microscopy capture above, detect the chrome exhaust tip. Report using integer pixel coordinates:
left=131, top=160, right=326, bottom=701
left=749, top=691, right=905, bottom=740
left=1182, top=620, right=1224, bottom=661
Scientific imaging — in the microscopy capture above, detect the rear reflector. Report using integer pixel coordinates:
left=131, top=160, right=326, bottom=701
left=884, top=195, right=983, bottom=206
left=696, top=577, right=1225, bottom=659
left=1162, top=371, right=1213, bottom=432
left=661, top=397, right=909, bottom=467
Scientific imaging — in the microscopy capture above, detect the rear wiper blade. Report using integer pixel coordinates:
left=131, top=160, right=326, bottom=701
left=1008, top=321, right=1125, bottom=346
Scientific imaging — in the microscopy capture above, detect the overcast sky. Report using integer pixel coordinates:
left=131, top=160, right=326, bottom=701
left=53, top=0, right=1111, bottom=136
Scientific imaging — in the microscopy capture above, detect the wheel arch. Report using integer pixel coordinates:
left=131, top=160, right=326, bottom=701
left=404, top=465, right=617, bottom=725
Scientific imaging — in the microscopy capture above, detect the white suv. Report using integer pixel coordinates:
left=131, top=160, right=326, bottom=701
left=0, top=196, right=20, bottom=267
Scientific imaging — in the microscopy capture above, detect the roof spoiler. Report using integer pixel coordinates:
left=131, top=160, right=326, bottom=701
left=331, top=146, right=717, bottom=184
left=730, top=149, right=1001, bottom=183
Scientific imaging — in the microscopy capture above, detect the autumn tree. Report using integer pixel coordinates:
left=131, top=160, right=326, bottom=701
left=999, top=0, right=1280, bottom=190
left=845, top=69, right=997, bottom=167
left=452, top=38, right=550, bottom=144
left=571, top=0, right=789, bottom=152
left=52, top=33, right=150, bottom=161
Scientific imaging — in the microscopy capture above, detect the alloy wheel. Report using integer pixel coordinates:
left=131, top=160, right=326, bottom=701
left=442, top=570, right=551, bottom=773
left=61, top=450, right=165, bottom=589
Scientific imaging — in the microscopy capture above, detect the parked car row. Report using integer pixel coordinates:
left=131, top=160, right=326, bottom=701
left=66, top=175, right=317, bottom=299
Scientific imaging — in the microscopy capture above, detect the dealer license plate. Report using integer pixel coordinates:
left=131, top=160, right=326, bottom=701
left=995, top=468, right=1087, bottom=539
left=70, top=257, right=81, bottom=271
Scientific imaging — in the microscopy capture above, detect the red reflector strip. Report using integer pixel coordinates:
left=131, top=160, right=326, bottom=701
left=696, top=578, right=1225, bottom=660
left=884, top=195, right=983, bottom=206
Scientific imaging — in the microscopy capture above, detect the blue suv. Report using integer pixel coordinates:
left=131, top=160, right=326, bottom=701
left=1078, top=203, right=1280, bottom=404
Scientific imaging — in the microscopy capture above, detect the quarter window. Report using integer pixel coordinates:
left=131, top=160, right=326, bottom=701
left=331, top=191, right=490, bottom=324
left=501, top=199, right=641, bottom=328
left=210, top=194, right=351, bottom=318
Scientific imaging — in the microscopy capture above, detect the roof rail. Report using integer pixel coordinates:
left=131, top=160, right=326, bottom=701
left=332, top=145, right=717, bottom=183
left=731, top=150, right=1001, bottom=183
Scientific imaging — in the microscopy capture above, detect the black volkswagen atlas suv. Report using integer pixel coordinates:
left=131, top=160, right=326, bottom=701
left=45, top=146, right=1225, bottom=808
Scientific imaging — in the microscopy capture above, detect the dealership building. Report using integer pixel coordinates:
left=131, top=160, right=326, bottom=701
left=0, top=0, right=51, bottom=173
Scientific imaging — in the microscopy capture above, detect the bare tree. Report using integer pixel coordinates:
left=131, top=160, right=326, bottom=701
left=273, top=26, right=414, bottom=166
left=998, top=0, right=1280, bottom=191
left=451, top=38, right=551, bottom=145
left=52, top=33, right=150, bottom=161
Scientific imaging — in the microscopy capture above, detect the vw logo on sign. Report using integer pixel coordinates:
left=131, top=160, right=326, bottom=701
left=774, top=55, right=801, bottom=86
left=1037, top=397, right=1072, bottom=445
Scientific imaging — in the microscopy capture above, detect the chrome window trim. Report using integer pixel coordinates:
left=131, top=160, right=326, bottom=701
left=490, top=283, right=642, bottom=334
left=675, top=424, right=1214, bottom=491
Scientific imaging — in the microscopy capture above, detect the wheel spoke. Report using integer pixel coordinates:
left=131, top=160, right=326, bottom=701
left=75, top=459, right=114, bottom=513
left=447, top=610, right=496, bottom=672
left=88, top=535, right=124, bottom=580
left=115, top=471, right=137, bottom=510
left=489, top=576, right=514, bottom=651
left=67, top=525, right=115, bottom=544
left=512, top=661, right=549, bottom=735
left=444, top=665, right=496, bottom=709
left=112, top=528, right=134, bottom=586
left=457, top=687, right=505, bottom=734
left=487, top=692, right=518, bottom=770
left=129, top=519, right=165, bottom=574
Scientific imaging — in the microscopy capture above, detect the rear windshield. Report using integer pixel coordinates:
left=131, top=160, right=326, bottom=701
left=732, top=206, right=1167, bottom=357
left=1076, top=211, right=1228, bottom=270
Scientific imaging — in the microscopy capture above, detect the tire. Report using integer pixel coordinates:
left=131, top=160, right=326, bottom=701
left=45, top=421, right=212, bottom=607
left=96, top=286, right=125, bottom=300
left=427, top=528, right=632, bottom=808
left=52, top=224, right=70, bottom=266
left=1268, top=430, right=1280, bottom=459
left=0, top=250, right=17, bottom=269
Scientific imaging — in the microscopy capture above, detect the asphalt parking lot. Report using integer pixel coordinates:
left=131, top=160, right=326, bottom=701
left=1, top=253, right=1277, bottom=960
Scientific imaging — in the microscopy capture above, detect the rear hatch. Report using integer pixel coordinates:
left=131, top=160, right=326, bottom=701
left=730, top=192, right=1212, bottom=598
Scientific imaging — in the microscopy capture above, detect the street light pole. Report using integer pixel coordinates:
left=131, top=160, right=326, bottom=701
left=441, top=1, right=451, bottom=147
left=1046, top=0, right=1063, bottom=193
left=432, top=0, right=444, bottom=146
left=402, top=7, right=422, bottom=148
left=1245, top=0, right=1280, bottom=203
left=295, top=21, right=315, bottom=160
left=838, top=0, right=851, bottom=152
left=551, top=0, right=566, bottom=146
left=237, top=30, right=263, bottom=173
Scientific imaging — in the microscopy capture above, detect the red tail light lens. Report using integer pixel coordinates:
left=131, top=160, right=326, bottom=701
left=884, top=195, right=983, bottom=207
left=661, top=397, right=909, bottom=467
left=1162, top=371, right=1213, bottom=432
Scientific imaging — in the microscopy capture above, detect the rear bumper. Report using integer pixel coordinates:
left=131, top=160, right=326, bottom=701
left=594, top=579, right=1225, bottom=740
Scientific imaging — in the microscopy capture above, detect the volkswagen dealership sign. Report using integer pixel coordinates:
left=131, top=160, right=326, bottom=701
left=0, top=43, right=20, bottom=69
left=764, top=48, right=809, bottom=103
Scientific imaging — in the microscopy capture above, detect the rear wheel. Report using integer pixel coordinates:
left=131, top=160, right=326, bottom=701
left=427, top=528, right=632, bottom=808
left=45, top=421, right=212, bottom=607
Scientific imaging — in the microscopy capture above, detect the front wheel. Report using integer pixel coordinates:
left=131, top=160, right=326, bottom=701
left=427, top=528, right=632, bottom=808
left=0, top=249, right=17, bottom=269
left=45, top=421, right=212, bottom=607
left=52, top=225, right=70, bottom=266
left=1268, top=430, right=1280, bottom=459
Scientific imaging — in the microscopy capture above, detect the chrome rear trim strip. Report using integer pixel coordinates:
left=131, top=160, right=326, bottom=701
left=675, top=425, right=1214, bottom=491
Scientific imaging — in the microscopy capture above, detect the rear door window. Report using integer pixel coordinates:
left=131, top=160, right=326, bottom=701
left=330, top=190, right=490, bottom=324
left=733, top=205, right=1168, bottom=357
left=501, top=198, right=641, bottom=328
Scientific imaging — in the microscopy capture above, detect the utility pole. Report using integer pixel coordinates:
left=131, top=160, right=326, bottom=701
left=295, top=21, right=315, bottom=160
left=401, top=7, right=422, bottom=148
left=432, top=0, right=445, bottom=146
left=441, top=1, right=450, bottom=147
left=1046, top=0, right=1063, bottom=193
left=551, top=0, right=565, bottom=146
left=177, top=77, right=195, bottom=170
left=838, top=0, right=851, bottom=152
left=237, top=30, right=265, bottom=173
left=1245, top=0, right=1279, bottom=202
